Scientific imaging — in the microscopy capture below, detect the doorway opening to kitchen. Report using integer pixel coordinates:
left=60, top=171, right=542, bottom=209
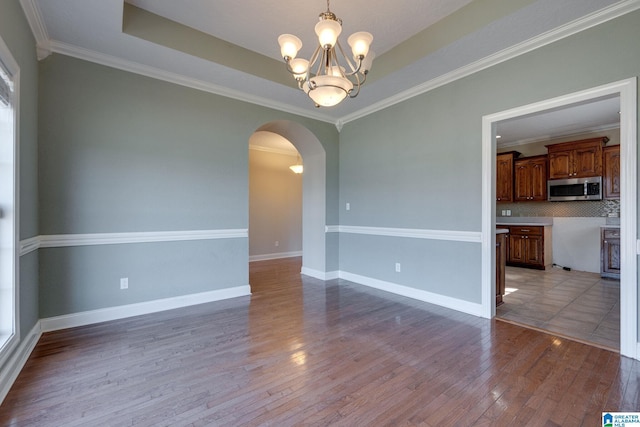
left=481, top=79, right=637, bottom=358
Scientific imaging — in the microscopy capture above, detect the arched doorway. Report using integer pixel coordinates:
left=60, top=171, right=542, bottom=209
left=250, top=120, right=327, bottom=278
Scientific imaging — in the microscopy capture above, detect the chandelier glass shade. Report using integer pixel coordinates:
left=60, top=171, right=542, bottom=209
left=278, top=0, right=374, bottom=108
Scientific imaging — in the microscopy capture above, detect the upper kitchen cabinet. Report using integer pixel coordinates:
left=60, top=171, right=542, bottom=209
left=514, top=155, right=547, bottom=202
left=496, top=151, right=520, bottom=203
left=603, top=145, right=621, bottom=200
left=546, top=137, right=608, bottom=179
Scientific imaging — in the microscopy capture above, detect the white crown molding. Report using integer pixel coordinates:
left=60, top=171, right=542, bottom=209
left=46, top=40, right=336, bottom=125
left=339, top=271, right=484, bottom=317
left=249, top=144, right=298, bottom=156
left=39, top=285, right=250, bottom=332
left=498, top=122, right=621, bottom=148
left=18, top=0, right=640, bottom=128
left=18, top=0, right=51, bottom=60
left=341, top=0, right=640, bottom=125
left=0, top=322, right=41, bottom=405
left=338, top=225, right=482, bottom=243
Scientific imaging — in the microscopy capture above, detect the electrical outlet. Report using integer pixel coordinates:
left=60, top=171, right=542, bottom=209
left=395, top=263, right=401, bottom=273
left=120, top=278, right=128, bottom=290
left=275, top=241, right=279, bottom=247
left=346, top=202, right=350, bottom=211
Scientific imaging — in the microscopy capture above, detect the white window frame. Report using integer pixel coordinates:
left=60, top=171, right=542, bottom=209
left=0, top=35, right=20, bottom=368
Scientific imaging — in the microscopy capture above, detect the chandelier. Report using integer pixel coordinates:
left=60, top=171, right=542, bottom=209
left=277, top=0, right=374, bottom=108
left=290, top=154, right=303, bottom=174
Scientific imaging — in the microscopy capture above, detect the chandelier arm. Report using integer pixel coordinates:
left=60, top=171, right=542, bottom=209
left=348, top=73, right=362, bottom=98
left=335, top=41, right=362, bottom=76
left=328, top=47, right=344, bottom=77
left=315, top=48, right=328, bottom=78
left=307, top=45, right=322, bottom=75
left=277, top=0, right=371, bottom=107
left=284, top=60, right=297, bottom=76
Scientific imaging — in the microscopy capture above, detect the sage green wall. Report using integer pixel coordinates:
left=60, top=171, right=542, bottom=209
left=38, top=54, right=338, bottom=317
left=0, top=0, right=40, bottom=345
left=339, top=10, right=640, bottom=305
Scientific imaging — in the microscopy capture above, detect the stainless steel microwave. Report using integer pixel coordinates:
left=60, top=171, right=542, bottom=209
left=547, top=176, right=602, bottom=201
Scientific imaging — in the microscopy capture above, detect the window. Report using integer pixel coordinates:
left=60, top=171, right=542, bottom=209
left=0, top=38, right=18, bottom=365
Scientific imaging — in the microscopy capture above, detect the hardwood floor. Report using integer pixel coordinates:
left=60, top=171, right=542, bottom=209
left=1, top=257, right=639, bottom=426
left=497, top=266, right=620, bottom=350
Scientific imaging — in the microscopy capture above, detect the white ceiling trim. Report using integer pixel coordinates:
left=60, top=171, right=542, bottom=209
left=249, top=145, right=298, bottom=157
left=19, top=0, right=640, bottom=128
left=18, top=0, right=50, bottom=60
left=498, top=122, right=620, bottom=148
left=340, top=0, right=640, bottom=125
left=47, top=40, right=337, bottom=125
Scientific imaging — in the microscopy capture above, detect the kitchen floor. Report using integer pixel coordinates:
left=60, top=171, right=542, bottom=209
left=496, top=266, right=620, bottom=350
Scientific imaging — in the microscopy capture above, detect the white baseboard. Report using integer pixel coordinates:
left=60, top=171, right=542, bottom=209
left=339, top=271, right=484, bottom=317
left=0, top=322, right=42, bottom=405
left=324, top=271, right=339, bottom=280
left=301, top=267, right=338, bottom=281
left=249, top=251, right=302, bottom=262
left=40, top=285, right=251, bottom=332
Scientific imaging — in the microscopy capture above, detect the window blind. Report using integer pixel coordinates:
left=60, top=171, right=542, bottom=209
left=0, top=61, right=12, bottom=107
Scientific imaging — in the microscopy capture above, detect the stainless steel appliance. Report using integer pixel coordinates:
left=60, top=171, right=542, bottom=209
left=547, top=176, right=602, bottom=201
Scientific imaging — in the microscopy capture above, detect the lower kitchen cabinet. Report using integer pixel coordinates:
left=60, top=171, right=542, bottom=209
left=496, top=232, right=507, bottom=306
left=503, top=225, right=553, bottom=270
left=601, top=227, right=621, bottom=279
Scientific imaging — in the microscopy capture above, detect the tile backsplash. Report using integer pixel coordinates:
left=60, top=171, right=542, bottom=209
left=497, top=199, right=620, bottom=218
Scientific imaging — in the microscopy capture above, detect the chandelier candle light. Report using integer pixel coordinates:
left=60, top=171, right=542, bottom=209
left=278, top=0, right=374, bottom=108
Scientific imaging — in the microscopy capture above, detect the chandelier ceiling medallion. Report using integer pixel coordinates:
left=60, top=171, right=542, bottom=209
left=277, top=0, right=374, bottom=108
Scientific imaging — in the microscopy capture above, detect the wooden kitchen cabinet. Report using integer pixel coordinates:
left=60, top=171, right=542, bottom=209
left=496, top=153, right=514, bottom=203
left=505, top=225, right=552, bottom=270
left=496, top=151, right=520, bottom=202
left=603, top=145, right=621, bottom=199
left=496, top=232, right=507, bottom=306
left=514, top=155, right=547, bottom=201
left=601, top=227, right=621, bottom=279
left=546, top=137, right=607, bottom=179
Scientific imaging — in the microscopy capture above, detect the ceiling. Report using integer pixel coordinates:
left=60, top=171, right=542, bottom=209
left=19, top=0, right=631, bottom=138
left=496, top=95, right=621, bottom=146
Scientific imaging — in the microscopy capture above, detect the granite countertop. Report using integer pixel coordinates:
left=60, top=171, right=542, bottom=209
left=601, top=224, right=620, bottom=228
left=497, top=222, right=553, bottom=227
